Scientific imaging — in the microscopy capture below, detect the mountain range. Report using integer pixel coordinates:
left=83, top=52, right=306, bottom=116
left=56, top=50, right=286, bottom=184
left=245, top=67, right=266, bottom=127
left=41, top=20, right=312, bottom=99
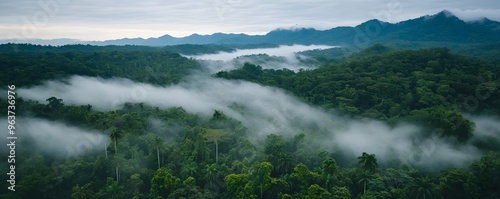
left=3, top=10, right=500, bottom=47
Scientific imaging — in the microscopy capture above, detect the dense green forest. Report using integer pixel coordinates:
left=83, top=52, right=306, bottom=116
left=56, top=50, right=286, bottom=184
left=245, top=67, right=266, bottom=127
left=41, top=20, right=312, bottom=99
left=1, top=44, right=500, bottom=199
left=216, top=45, right=500, bottom=143
left=0, top=44, right=200, bottom=86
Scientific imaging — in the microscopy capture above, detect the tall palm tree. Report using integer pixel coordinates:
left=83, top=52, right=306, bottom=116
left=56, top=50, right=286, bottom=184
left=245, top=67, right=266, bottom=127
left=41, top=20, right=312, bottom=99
left=408, top=177, right=437, bottom=199
left=212, top=110, right=224, bottom=120
left=358, top=152, right=378, bottom=173
left=255, top=162, right=273, bottom=199
left=104, top=142, right=108, bottom=159
left=204, top=163, right=220, bottom=190
left=110, top=128, right=123, bottom=155
left=103, top=179, right=125, bottom=199
left=180, top=159, right=198, bottom=179
left=112, top=155, right=125, bottom=182
left=357, top=170, right=373, bottom=194
left=71, top=184, right=95, bottom=199
left=153, top=136, right=163, bottom=169
left=97, top=120, right=110, bottom=159
left=276, top=152, right=295, bottom=175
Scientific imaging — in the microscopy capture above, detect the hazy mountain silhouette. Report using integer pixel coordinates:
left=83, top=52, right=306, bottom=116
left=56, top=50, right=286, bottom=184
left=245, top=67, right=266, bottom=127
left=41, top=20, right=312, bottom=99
left=3, top=10, right=499, bottom=46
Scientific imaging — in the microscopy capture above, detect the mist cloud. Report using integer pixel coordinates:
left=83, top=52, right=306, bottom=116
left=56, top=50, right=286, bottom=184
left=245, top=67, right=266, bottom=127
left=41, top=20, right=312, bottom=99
left=469, top=115, right=500, bottom=139
left=16, top=74, right=496, bottom=169
left=329, top=120, right=482, bottom=168
left=448, top=8, right=500, bottom=22
left=0, top=118, right=108, bottom=159
left=191, top=45, right=335, bottom=73
left=189, top=45, right=334, bottom=61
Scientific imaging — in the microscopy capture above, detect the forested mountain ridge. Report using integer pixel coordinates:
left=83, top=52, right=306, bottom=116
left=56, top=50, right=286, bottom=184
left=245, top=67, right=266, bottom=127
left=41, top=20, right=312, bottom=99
left=3, top=11, right=498, bottom=47
left=85, top=10, right=500, bottom=46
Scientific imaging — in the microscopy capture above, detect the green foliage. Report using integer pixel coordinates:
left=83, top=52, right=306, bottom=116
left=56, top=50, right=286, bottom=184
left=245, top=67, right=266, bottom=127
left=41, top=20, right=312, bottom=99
left=149, top=168, right=181, bottom=198
left=331, top=186, right=351, bottom=199
left=216, top=46, right=500, bottom=141
left=71, top=183, right=95, bottom=199
left=305, top=184, right=331, bottom=199
left=0, top=44, right=200, bottom=87
left=1, top=44, right=500, bottom=199
left=407, top=177, right=438, bottom=199
left=358, top=152, right=379, bottom=173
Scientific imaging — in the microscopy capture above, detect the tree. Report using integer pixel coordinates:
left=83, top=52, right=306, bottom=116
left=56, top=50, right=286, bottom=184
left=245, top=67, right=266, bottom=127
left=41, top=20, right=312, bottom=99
left=99, top=178, right=125, bottom=199
left=407, top=177, right=438, bottom=199
left=254, top=162, right=273, bottom=199
left=225, top=173, right=250, bottom=198
left=263, top=134, right=294, bottom=175
left=358, top=152, right=378, bottom=173
left=292, top=163, right=322, bottom=193
left=321, top=158, right=338, bottom=190
left=193, top=132, right=209, bottom=164
left=46, top=96, right=64, bottom=111
left=331, top=186, right=351, bottom=199
left=276, top=152, right=295, bottom=176
left=71, top=184, right=95, bottom=199
left=471, top=151, right=500, bottom=199
left=204, top=163, right=220, bottom=190
left=128, top=174, right=144, bottom=198
left=153, top=136, right=163, bottom=169
left=112, top=155, right=125, bottom=182
left=438, top=168, right=479, bottom=199
left=358, top=170, right=374, bottom=194
left=97, top=119, right=110, bottom=159
left=180, top=158, right=198, bottom=180
left=149, top=168, right=180, bottom=198
left=305, top=184, right=331, bottom=199
left=384, top=168, right=412, bottom=189
left=204, top=128, right=229, bottom=164
left=212, top=110, right=225, bottom=120
left=110, top=128, right=123, bottom=154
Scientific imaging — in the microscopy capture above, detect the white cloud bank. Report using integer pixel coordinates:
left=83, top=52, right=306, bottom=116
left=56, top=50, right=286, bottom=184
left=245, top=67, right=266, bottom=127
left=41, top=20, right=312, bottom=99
left=0, top=118, right=108, bottom=159
left=16, top=74, right=494, bottom=168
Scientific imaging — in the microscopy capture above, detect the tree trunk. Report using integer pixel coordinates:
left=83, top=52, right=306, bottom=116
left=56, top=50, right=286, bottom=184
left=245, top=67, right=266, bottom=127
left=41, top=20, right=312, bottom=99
left=215, top=141, right=219, bottom=164
left=116, top=166, right=119, bottom=182
left=157, top=147, right=160, bottom=169
left=105, top=142, right=108, bottom=158
left=114, top=137, right=117, bottom=154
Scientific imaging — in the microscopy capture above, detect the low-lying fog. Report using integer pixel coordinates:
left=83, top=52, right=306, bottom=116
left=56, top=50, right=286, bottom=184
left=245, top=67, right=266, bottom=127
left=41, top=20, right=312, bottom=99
left=189, top=45, right=334, bottom=61
left=188, top=44, right=336, bottom=72
left=16, top=74, right=498, bottom=169
left=0, top=118, right=108, bottom=159
left=6, top=44, right=499, bottom=169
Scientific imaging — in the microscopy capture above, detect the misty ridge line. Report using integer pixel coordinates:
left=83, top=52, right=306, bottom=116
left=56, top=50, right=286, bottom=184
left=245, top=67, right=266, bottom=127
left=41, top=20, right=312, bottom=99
left=190, top=44, right=338, bottom=73
left=187, top=44, right=336, bottom=61
left=15, top=74, right=499, bottom=169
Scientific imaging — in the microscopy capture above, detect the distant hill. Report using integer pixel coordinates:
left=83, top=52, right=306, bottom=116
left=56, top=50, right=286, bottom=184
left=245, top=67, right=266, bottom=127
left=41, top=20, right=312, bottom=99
left=83, top=10, right=500, bottom=46
left=3, top=10, right=498, bottom=47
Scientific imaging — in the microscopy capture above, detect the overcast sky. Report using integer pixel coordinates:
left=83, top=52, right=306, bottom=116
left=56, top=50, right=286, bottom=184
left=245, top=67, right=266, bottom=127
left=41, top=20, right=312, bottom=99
left=1, top=0, right=499, bottom=41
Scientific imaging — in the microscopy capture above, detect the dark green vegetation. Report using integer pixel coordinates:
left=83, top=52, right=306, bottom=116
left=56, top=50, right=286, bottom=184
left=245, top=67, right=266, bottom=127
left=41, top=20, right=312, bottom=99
left=0, top=44, right=201, bottom=87
left=1, top=44, right=500, bottom=199
left=217, top=46, right=500, bottom=143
